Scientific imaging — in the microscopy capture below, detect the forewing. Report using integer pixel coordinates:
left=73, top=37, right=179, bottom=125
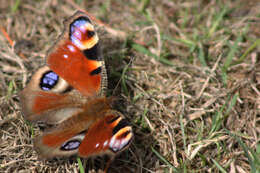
left=20, top=66, right=84, bottom=123
left=46, top=11, right=107, bottom=97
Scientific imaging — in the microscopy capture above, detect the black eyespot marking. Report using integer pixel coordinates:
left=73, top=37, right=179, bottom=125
left=90, top=66, right=102, bottom=76
left=120, top=130, right=131, bottom=138
left=87, top=30, right=95, bottom=38
left=75, top=16, right=92, bottom=24
left=112, top=119, right=129, bottom=135
left=83, top=43, right=100, bottom=61
left=40, top=71, right=59, bottom=91
left=60, top=140, right=81, bottom=151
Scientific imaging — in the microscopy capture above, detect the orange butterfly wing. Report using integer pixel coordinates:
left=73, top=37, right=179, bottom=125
left=34, top=98, right=133, bottom=159
left=47, top=12, right=105, bottom=97
left=20, top=66, right=84, bottom=123
left=20, top=11, right=106, bottom=123
left=79, top=111, right=133, bottom=157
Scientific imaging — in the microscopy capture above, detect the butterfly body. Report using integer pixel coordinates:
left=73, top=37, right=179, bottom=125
left=20, top=11, right=133, bottom=162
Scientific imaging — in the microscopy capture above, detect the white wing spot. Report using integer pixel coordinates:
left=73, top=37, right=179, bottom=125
left=109, top=137, right=115, bottom=148
left=103, top=140, right=108, bottom=147
left=67, top=45, right=76, bottom=52
left=75, top=30, right=80, bottom=37
left=80, top=24, right=86, bottom=31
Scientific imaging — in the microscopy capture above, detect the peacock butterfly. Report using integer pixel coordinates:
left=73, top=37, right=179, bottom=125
left=19, top=11, right=133, bottom=170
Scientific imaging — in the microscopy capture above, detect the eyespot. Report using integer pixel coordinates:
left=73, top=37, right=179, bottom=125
left=40, top=71, right=59, bottom=91
left=70, top=16, right=91, bottom=34
left=103, top=112, right=133, bottom=153
left=39, top=70, right=71, bottom=93
left=60, top=133, right=85, bottom=151
left=60, top=140, right=81, bottom=151
left=87, top=30, right=95, bottom=37
left=69, top=16, right=98, bottom=50
left=109, top=126, right=133, bottom=153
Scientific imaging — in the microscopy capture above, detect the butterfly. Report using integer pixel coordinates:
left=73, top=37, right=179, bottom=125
left=19, top=10, right=133, bottom=166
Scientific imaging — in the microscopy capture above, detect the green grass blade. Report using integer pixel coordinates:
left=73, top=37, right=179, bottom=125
left=234, top=38, right=260, bottom=65
left=75, top=0, right=83, bottom=4
left=209, top=102, right=225, bottom=135
left=237, top=138, right=256, bottom=172
left=159, top=55, right=175, bottom=66
left=212, top=159, right=227, bottom=173
left=132, top=43, right=174, bottom=66
left=151, top=147, right=179, bottom=172
left=198, top=44, right=208, bottom=67
left=77, top=157, right=85, bottom=173
left=223, top=36, right=242, bottom=71
left=221, top=35, right=242, bottom=85
left=225, top=93, right=238, bottom=114
left=161, top=34, right=195, bottom=48
left=141, top=107, right=149, bottom=128
left=208, top=8, right=227, bottom=37
left=25, top=120, right=35, bottom=138
left=132, top=43, right=157, bottom=59
left=10, top=0, right=21, bottom=13
left=7, top=80, right=14, bottom=98
left=226, top=130, right=260, bottom=172
left=121, top=64, right=129, bottom=96
left=138, top=0, right=150, bottom=12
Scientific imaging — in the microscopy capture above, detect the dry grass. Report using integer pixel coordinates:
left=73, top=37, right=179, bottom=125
left=1, top=0, right=260, bottom=172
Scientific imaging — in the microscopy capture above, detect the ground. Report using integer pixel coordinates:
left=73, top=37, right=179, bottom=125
left=0, top=0, right=260, bottom=173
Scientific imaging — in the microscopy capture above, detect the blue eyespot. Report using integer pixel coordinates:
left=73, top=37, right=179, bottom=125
left=61, top=140, right=81, bottom=151
left=40, top=71, right=59, bottom=91
left=70, top=16, right=91, bottom=35
left=69, top=16, right=92, bottom=49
